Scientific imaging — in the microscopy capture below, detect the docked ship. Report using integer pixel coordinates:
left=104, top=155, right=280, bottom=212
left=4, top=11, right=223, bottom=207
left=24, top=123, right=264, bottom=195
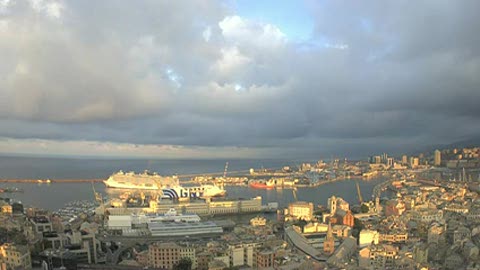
left=249, top=179, right=275, bottom=189
left=161, top=185, right=226, bottom=199
left=104, top=171, right=226, bottom=198
left=104, top=170, right=178, bottom=190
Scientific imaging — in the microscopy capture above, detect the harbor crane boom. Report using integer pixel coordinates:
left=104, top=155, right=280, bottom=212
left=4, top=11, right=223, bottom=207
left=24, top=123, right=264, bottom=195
left=356, top=181, right=363, bottom=204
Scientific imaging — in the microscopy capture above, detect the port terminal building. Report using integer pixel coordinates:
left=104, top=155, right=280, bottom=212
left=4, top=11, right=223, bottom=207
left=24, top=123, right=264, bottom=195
left=100, top=196, right=266, bottom=217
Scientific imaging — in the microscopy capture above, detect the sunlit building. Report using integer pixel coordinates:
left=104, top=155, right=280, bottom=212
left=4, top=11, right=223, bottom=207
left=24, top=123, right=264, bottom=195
left=256, top=249, right=275, bottom=269
left=148, top=242, right=196, bottom=269
left=288, top=201, right=314, bottom=221
left=0, top=243, right=32, bottom=270
left=434, top=149, right=442, bottom=166
left=358, top=244, right=398, bottom=270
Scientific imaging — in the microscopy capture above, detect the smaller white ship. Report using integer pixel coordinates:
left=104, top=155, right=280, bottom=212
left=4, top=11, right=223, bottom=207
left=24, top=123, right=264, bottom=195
left=161, top=184, right=226, bottom=199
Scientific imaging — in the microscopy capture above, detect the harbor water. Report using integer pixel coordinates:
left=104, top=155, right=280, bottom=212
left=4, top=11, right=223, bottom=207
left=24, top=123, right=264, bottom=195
left=0, top=156, right=385, bottom=210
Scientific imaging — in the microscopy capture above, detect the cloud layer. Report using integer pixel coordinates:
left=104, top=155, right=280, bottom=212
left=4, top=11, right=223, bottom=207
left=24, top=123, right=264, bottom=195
left=1, top=0, right=480, bottom=158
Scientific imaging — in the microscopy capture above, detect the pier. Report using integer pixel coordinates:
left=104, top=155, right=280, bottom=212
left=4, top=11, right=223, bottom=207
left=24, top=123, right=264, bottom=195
left=0, top=179, right=104, bottom=183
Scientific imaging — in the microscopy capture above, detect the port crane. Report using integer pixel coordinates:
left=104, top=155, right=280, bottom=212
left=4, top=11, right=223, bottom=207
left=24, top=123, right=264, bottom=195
left=355, top=181, right=363, bottom=204
left=292, top=188, right=298, bottom=202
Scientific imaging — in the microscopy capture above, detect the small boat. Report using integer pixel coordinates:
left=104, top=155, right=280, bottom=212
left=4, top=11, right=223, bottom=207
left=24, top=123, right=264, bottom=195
left=249, top=179, right=275, bottom=189
left=37, top=179, right=51, bottom=184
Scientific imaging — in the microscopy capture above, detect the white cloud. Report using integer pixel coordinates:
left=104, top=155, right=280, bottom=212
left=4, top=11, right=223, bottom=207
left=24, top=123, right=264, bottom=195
left=202, top=26, right=211, bottom=42
left=324, top=43, right=349, bottom=50
left=212, top=46, right=251, bottom=75
left=0, top=19, right=8, bottom=33
left=0, top=1, right=479, bottom=159
left=29, top=0, right=63, bottom=19
left=0, top=0, right=11, bottom=13
left=219, top=15, right=287, bottom=48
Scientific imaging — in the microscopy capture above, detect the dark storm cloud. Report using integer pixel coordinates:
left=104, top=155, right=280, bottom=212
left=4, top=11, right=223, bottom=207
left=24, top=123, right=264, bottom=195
left=0, top=0, right=479, bottom=158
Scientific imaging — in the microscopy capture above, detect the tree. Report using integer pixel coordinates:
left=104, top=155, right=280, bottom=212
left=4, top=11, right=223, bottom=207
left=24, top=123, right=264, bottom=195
left=360, top=204, right=370, bottom=213
left=292, top=219, right=308, bottom=232
left=173, top=257, right=192, bottom=270
left=351, top=218, right=364, bottom=238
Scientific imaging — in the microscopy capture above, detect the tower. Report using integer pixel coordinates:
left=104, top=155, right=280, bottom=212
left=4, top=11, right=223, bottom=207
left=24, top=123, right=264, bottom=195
left=402, top=155, right=408, bottom=164
left=324, top=222, right=335, bottom=255
left=434, top=150, right=441, bottom=166
left=375, top=197, right=382, bottom=214
left=329, top=196, right=337, bottom=215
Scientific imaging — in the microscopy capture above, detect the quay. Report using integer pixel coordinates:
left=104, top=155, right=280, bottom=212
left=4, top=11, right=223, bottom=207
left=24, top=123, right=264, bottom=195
left=0, top=178, right=104, bottom=183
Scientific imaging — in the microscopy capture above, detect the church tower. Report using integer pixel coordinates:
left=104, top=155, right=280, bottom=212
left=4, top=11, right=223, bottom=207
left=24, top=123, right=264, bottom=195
left=329, top=196, right=337, bottom=215
left=324, top=222, right=335, bottom=255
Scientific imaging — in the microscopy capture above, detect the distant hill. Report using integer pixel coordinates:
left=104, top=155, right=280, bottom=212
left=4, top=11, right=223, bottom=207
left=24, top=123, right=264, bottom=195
left=444, top=136, right=480, bottom=149
left=418, top=135, right=480, bottom=155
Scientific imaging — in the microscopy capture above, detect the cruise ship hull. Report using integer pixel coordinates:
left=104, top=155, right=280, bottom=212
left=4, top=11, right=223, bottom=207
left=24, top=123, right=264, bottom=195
left=103, top=180, right=159, bottom=190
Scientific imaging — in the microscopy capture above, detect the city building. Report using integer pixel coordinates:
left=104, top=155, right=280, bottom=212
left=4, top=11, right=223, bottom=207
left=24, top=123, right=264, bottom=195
left=358, top=244, right=398, bottom=270
left=359, top=230, right=379, bottom=248
left=378, top=231, right=408, bottom=243
left=250, top=216, right=267, bottom=227
left=328, top=196, right=350, bottom=214
left=288, top=201, right=313, bottom=221
left=227, top=242, right=259, bottom=267
left=387, top=157, right=394, bottom=167
left=303, top=222, right=328, bottom=234
left=66, top=230, right=98, bottom=264
left=384, top=200, right=405, bottom=216
left=434, top=149, right=442, bottom=166
left=410, top=209, right=444, bottom=224
left=332, top=225, right=351, bottom=238
left=0, top=243, right=32, bottom=270
left=256, top=249, right=275, bottom=269
left=428, top=223, right=445, bottom=244
left=30, top=216, right=53, bottom=236
left=0, top=202, right=12, bottom=216
left=453, top=226, right=471, bottom=243
left=147, top=242, right=196, bottom=270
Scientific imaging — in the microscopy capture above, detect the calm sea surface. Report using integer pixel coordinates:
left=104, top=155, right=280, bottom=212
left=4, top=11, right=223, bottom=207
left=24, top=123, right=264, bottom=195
left=0, top=156, right=385, bottom=210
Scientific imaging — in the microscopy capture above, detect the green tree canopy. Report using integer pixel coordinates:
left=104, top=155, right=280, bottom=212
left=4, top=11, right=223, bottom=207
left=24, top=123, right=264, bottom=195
left=173, top=257, right=192, bottom=270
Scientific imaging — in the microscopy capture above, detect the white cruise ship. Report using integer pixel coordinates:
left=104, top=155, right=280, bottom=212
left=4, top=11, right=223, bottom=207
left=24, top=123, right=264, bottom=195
left=103, top=170, right=226, bottom=198
left=104, top=170, right=178, bottom=190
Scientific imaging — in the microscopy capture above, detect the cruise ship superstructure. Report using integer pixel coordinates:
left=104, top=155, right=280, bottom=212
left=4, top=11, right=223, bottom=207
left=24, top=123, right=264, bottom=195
left=103, top=170, right=226, bottom=198
left=104, top=170, right=178, bottom=190
left=161, top=185, right=226, bottom=199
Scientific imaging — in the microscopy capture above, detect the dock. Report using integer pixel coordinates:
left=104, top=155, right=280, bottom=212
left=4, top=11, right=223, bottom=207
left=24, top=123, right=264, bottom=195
left=0, top=179, right=104, bottom=183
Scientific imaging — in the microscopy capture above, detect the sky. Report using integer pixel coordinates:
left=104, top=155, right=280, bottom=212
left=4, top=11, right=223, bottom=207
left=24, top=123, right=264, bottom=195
left=0, top=0, right=479, bottom=159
